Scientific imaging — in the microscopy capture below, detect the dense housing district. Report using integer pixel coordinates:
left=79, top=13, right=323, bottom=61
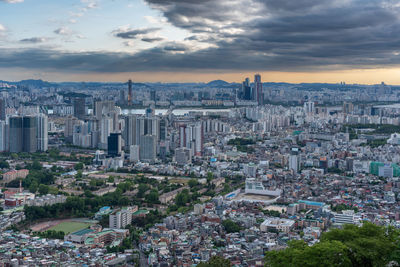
left=0, top=78, right=400, bottom=266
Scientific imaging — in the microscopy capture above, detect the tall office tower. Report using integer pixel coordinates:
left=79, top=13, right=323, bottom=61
left=23, top=116, right=37, bottom=153
left=73, top=97, right=85, bottom=119
left=108, top=132, right=122, bottom=156
left=37, top=114, right=48, bottom=151
left=304, top=101, right=315, bottom=114
left=179, top=125, right=186, bottom=148
left=0, top=120, right=6, bottom=152
left=150, top=116, right=160, bottom=139
left=9, top=117, right=23, bottom=153
left=159, top=118, right=167, bottom=141
left=0, top=99, right=5, bottom=120
left=123, top=115, right=137, bottom=149
left=139, top=135, right=156, bottom=162
left=129, top=145, right=140, bottom=162
left=137, top=116, right=160, bottom=140
left=288, top=147, right=300, bottom=173
left=254, top=74, right=263, bottom=105
left=194, top=123, right=203, bottom=156
left=128, top=80, right=132, bottom=106
left=150, top=90, right=156, bottom=102
left=242, top=78, right=252, bottom=100
left=94, top=100, right=103, bottom=121
left=119, top=89, right=126, bottom=104
left=64, top=116, right=79, bottom=138
left=94, top=100, right=115, bottom=121
left=343, top=102, right=354, bottom=114
left=100, top=116, right=113, bottom=146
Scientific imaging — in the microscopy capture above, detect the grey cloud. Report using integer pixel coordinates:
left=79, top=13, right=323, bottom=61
left=162, top=43, right=187, bottom=51
left=114, top=27, right=161, bottom=39
left=141, top=37, right=164, bottom=43
left=20, top=37, right=47, bottom=43
left=3, top=0, right=400, bottom=73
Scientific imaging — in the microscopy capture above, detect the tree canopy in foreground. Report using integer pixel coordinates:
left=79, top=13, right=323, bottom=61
left=265, top=223, right=400, bottom=267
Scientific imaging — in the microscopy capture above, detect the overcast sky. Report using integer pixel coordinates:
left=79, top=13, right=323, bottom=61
left=1, top=0, right=400, bottom=83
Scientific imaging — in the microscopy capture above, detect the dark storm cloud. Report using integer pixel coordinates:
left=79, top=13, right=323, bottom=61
left=4, top=0, right=400, bottom=73
left=114, top=27, right=160, bottom=39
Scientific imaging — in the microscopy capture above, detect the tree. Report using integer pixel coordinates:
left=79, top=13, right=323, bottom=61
left=265, top=223, right=400, bottom=267
left=321, top=223, right=397, bottom=267
left=137, top=184, right=149, bottom=198
left=31, top=160, right=42, bottom=170
left=175, top=189, right=190, bottom=207
left=188, top=179, right=198, bottom=188
left=0, top=160, right=9, bottom=169
left=145, top=190, right=160, bottom=204
left=108, top=176, right=115, bottom=183
left=197, top=256, right=231, bottom=267
left=265, top=240, right=351, bottom=267
left=29, top=181, right=38, bottom=193
left=75, top=170, right=83, bottom=179
left=207, top=172, right=214, bottom=183
left=74, top=162, right=84, bottom=170
left=222, top=219, right=241, bottom=233
left=38, top=184, right=49, bottom=195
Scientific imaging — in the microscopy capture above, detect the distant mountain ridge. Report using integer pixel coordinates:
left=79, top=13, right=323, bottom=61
left=207, top=80, right=231, bottom=86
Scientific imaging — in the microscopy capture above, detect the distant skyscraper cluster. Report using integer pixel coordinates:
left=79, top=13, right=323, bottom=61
left=240, top=74, right=264, bottom=105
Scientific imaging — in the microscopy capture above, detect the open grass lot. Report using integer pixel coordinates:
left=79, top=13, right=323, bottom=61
left=169, top=178, right=190, bottom=185
left=48, top=221, right=93, bottom=234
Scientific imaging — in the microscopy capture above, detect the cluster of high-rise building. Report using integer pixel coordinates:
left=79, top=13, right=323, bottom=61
left=0, top=112, right=48, bottom=153
left=3, top=77, right=400, bottom=266
left=239, top=74, right=263, bottom=105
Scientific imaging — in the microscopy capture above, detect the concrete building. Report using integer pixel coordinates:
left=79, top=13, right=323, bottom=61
left=333, top=210, right=358, bottom=225
left=260, top=218, right=295, bottom=233
left=254, top=74, right=263, bottom=105
left=2, top=169, right=29, bottom=183
left=37, top=114, right=48, bottom=151
left=175, top=147, right=192, bottom=165
left=109, top=206, right=138, bottom=229
left=129, top=145, right=140, bottom=162
left=245, top=178, right=281, bottom=197
left=0, top=99, right=5, bottom=121
left=9, top=116, right=37, bottom=153
left=139, top=135, right=156, bottom=162
left=0, top=120, right=6, bottom=152
left=73, top=97, right=85, bottom=119
left=108, top=133, right=122, bottom=157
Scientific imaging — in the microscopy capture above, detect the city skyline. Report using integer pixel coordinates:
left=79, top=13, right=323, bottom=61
left=1, top=0, right=400, bottom=83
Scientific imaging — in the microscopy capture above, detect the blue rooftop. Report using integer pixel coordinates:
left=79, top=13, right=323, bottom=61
left=298, top=200, right=325, bottom=207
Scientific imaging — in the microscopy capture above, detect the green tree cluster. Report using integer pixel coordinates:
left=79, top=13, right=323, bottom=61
left=0, top=160, right=9, bottom=169
left=24, top=182, right=133, bottom=221
left=34, top=230, right=65, bottom=239
left=265, top=222, right=400, bottom=267
left=222, top=219, right=242, bottom=233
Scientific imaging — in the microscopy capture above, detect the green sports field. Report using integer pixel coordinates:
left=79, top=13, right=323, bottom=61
left=48, top=221, right=93, bottom=234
